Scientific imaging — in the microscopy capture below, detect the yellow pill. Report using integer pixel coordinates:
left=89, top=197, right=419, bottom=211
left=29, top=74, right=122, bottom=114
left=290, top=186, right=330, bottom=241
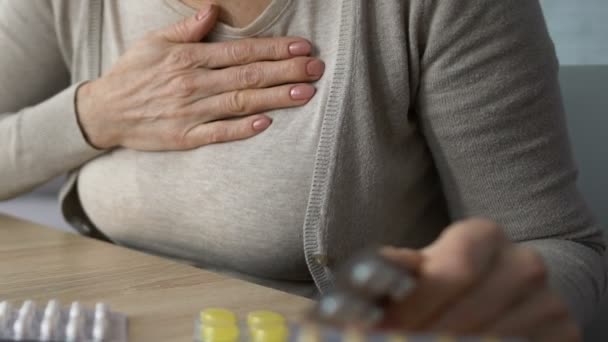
left=201, top=324, right=240, bottom=342
left=251, top=325, right=289, bottom=342
left=200, top=308, right=237, bottom=325
left=247, top=311, right=286, bottom=328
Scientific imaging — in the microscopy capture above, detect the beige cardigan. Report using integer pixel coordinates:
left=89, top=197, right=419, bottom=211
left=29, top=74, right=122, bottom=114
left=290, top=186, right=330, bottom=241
left=0, top=0, right=605, bottom=324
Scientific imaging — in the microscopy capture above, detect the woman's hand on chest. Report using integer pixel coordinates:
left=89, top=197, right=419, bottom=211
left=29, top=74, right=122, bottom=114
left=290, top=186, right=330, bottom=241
left=76, top=4, right=325, bottom=151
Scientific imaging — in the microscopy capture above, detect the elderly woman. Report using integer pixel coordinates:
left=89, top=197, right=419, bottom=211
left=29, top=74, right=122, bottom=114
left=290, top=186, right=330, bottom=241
left=0, top=0, right=605, bottom=340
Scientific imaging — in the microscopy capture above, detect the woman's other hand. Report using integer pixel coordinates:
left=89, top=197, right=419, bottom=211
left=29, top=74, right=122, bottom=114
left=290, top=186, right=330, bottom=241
left=76, top=4, right=325, bottom=151
left=381, top=219, right=581, bottom=342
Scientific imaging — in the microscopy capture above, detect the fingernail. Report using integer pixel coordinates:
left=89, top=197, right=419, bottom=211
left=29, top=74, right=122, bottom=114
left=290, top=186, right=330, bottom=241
left=253, top=118, right=272, bottom=131
left=306, top=60, right=325, bottom=77
left=290, top=85, right=316, bottom=100
left=196, top=4, right=214, bottom=21
left=289, top=41, right=312, bottom=56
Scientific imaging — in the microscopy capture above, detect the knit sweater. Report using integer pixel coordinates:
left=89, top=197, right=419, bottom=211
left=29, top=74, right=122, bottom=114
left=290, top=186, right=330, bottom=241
left=76, top=0, right=340, bottom=287
left=0, top=0, right=605, bottom=325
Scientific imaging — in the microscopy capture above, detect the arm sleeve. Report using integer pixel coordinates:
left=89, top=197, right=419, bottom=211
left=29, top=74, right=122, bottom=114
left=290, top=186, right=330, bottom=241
left=0, top=0, right=103, bottom=200
left=415, top=0, right=607, bottom=324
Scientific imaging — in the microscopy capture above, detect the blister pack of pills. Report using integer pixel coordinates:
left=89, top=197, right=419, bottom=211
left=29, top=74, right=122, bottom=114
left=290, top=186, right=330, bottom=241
left=310, top=250, right=417, bottom=328
left=193, top=251, right=524, bottom=342
left=0, top=300, right=127, bottom=342
left=194, top=308, right=519, bottom=342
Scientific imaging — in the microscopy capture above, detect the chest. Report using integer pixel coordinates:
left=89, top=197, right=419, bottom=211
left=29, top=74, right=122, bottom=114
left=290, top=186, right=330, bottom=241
left=181, top=0, right=274, bottom=28
left=95, top=0, right=341, bottom=73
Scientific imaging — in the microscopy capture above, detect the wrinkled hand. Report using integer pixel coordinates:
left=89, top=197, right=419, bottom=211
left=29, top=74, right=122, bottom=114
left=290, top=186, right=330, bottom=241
left=381, top=218, right=581, bottom=342
left=77, top=4, right=324, bottom=150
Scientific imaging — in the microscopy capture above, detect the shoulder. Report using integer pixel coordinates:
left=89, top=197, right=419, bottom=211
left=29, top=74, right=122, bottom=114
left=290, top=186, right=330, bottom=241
left=420, top=0, right=547, bottom=32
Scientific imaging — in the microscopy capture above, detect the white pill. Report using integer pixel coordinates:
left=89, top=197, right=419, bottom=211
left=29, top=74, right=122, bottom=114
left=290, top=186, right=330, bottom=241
left=68, top=302, right=82, bottom=319
left=93, top=303, right=109, bottom=341
left=351, top=262, right=374, bottom=285
left=0, top=301, right=9, bottom=317
left=318, top=294, right=341, bottom=318
left=40, top=300, right=61, bottom=341
left=0, top=301, right=10, bottom=320
left=65, top=302, right=84, bottom=342
left=13, top=300, right=36, bottom=340
left=0, top=301, right=12, bottom=333
left=94, top=303, right=108, bottom=321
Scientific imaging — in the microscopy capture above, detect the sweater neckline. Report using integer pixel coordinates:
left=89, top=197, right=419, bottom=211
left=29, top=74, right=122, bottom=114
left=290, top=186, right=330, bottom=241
left=164, top=0, right=293, bottom=39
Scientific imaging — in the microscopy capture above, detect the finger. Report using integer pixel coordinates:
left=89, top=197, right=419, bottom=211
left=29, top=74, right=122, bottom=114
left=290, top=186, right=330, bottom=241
left=198, top=57, right=325, bottom=96
left=155, top=4, right=219, bottom=43
left=486, top=289, right=574, bottom=338
left=182, top=114, right=272, bottom=148
left=383, top=218, right=507, bottom=331
left=379, top=247, right=423, bottom=273
left=194, top=83, right=316, bottom=122
left=191, top=37, right=313, bottom=69
left=429, top=247, right=547, bottom=334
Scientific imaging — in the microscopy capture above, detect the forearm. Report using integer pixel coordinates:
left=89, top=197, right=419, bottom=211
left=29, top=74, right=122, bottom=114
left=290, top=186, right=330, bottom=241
left=522, top=237, right=608, bottom=325
left=0, top=1, right=104, bottom=199
left=0, top=84, right=103, bottom=200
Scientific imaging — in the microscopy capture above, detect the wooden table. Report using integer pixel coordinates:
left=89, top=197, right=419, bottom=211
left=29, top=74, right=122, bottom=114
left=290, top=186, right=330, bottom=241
left=0, top=214, right=312, bottom=341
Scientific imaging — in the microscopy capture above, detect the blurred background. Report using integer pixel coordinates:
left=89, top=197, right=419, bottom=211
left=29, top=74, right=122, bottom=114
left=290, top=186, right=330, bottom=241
left=538, top=1, right=608, bottom=340
left=0, top=0, right=606, bottom=340
left=540, top=0, right=608, bottom=227
left=541, top=0, right=608, bottom=65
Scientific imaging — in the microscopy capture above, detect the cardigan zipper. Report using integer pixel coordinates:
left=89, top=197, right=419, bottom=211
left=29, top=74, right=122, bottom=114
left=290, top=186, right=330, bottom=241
left=301, top=0, right=359, bottom=293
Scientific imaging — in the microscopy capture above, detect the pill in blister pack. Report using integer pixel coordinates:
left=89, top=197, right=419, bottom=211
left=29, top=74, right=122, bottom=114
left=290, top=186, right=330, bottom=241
left=193, top=308, right=520, bottom=342
left=309, top=250, right=416, bottom=328
left=0, top=300, right=127, bottom=342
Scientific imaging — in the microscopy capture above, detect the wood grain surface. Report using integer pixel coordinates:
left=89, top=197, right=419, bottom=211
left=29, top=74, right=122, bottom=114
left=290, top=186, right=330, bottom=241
left=0, top=214, right=312, bottom=341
